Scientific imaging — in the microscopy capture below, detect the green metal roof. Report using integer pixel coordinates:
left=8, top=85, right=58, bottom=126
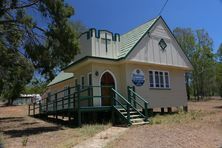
left=47, top=71, right=74, bottom=86
left=119, top=17, right=157, bottom=58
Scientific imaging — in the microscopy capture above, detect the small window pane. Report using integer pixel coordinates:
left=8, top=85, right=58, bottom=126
left=88, top=73, right=92, bottom=86
left=149, top=71, right=154, bottom=87
left=160, top=72, right=164, bottom=88
left=155, top=71, right=159, bottom=87
left=165, top=72, right=169, bottom=88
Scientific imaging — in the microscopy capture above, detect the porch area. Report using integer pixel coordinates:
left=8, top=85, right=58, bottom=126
left=28, top=85, right=150, bottom=126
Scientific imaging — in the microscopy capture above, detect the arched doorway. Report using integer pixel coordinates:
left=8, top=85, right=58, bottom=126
left=100, top=72, right=115, bottom=106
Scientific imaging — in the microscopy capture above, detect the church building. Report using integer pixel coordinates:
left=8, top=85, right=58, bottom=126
left=45, top=16, right=192, bottom=121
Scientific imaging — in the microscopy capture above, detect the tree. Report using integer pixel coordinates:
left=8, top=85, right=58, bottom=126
left=0, top=46, right=34, bottom=104
left=24, top=77, right=47, bottom=94
left=0, top=0, right=83, bottom=104
left=0, top=0, right=80, bottom=80
left=173, top=28, right=195, bottom=100
left=216, top=43, right=222, bottom=97
left=174, top=28, right=216, bottom=100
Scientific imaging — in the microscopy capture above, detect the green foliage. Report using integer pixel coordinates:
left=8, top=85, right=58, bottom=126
left=24, top=78, right=47, bottom=94
left=174, top=28, right=216, bottom=100
left=0, top=0, right=84, bottom=104
left=0, top=45, right=34, bottom=104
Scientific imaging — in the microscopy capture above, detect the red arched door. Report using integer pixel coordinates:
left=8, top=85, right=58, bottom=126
left=101, top=72, right=115, bottom=106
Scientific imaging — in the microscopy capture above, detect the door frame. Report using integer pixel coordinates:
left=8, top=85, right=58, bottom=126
left=99, top=70, right=117, bottom=106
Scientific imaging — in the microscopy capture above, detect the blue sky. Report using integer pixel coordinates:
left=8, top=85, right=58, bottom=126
left=69, top=0, right=222, bottom=51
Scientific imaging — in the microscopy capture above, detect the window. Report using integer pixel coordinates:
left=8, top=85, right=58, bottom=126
left=149, top=71, right=170, bottom=89
left=160, top=72, right=164, bottom=88
left=159, top=39, right=167, bottom=50
left=88, top=73, right=92, bottom=86
left=155, top=71, right=159, bottom=87
left=165, top=72, right=169, bottom=88
left=149, top=71, right=154, bottom=87
left=81, top=76, right=84, bottom=89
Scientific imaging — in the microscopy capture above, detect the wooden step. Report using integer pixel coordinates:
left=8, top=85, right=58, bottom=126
left=124, top=114, right=141, bottom=118
left=121, top=111, right=138, bottom=115
left=130, top=118, right=144, bottom=123
left=132, top=121, right=149, bottom=126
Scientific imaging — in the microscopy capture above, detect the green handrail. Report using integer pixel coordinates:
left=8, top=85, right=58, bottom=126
left=128, top=86, right=149, bottom=121
left=112, top=88, right=146, bottom=123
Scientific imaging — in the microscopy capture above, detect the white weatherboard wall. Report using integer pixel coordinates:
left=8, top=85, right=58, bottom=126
left=125, top=64, right=187, bottom=108
left=73, top=33, right=92, bottom=63
left=72, top=30, right=120, bottom=64
left=127, top=19, right=192, bottom=70
left=92, top=30, right=120, bottom=59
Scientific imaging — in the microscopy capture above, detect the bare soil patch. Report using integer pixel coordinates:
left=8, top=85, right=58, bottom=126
left=108, top=99, right=222, bottom=148
left=0, top=104, right=110, bottom=148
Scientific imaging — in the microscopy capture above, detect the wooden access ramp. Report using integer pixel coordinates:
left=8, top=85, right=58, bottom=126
left=28, top=85, right=150, bottom=126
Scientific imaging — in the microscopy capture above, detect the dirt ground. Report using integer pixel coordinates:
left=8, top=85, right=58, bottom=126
left=0, top=104, right=110, bottom=148
left=1, top=100, right=222, bottom=148
left=109, top=99, right=222, bottom=148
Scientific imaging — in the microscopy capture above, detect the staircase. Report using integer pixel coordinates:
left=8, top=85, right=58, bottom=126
left=112, top=87, right=149, bottom=126
left=118, top=108, right=149, bottom=125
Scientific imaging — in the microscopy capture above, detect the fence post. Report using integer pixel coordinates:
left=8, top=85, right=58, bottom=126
left=28, top=105, right=30, bottom=116
left=132, top=86, right=136, bottom=108
left=127, top=103, right=130, bottom=125
left=55, top=93, right=58, bottom=119
left=87, top=86, right=90, bottom=106
left=127, top=86, right=131, bottom=104
left=68, top=86, right=71, bottom=109
left=77, top=85, right=81, bottom=127
left=33, top=103, right=35, bottom=115
left=68, top=86, right=71, bottom=121
left=144, top=102, right=148, bottom=122
left=46, top=94, right=50, bottom=113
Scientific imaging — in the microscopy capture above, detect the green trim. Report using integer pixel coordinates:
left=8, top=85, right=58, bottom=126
left=63, top=56, right=124, bottom=71
left=79, top=28, right=120, bottom=42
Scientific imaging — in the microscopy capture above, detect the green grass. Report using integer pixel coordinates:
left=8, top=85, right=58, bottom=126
left=150, top=110, right=214, bottom=125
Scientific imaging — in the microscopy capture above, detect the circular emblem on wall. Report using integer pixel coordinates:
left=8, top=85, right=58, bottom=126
left=131, top=69, right=145, bottom=86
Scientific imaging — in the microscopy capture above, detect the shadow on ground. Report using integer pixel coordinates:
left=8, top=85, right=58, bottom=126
left=3, top=126, right=64, bottom=138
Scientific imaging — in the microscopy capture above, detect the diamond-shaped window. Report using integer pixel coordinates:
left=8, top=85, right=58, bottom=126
left=159, top=39, right=167, bottom=50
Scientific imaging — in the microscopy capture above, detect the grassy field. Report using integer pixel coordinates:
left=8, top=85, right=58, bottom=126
left=0, top=104, right=111, bottom=148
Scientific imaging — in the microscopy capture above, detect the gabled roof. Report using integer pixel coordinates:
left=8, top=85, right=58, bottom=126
left=47, top=71, right=74, bottom=86
left=119, top=17, right=158, bottom=58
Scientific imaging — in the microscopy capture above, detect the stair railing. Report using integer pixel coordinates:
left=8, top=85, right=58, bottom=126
left=127, top=86, right=149, bottom=121
left=111, top=88, right=146, bottom=125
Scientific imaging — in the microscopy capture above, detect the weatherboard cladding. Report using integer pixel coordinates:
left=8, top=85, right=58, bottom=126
left=119, top=18, right=157, bottom=58
left=49, top=17, right=159, bottom=85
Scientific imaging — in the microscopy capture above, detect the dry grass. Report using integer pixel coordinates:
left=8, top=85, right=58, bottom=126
left=0, top=104, right=111, bottom=148
left=108, top=99, right=222, bottom=148
left=150, top=110, right=215, bottom=125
